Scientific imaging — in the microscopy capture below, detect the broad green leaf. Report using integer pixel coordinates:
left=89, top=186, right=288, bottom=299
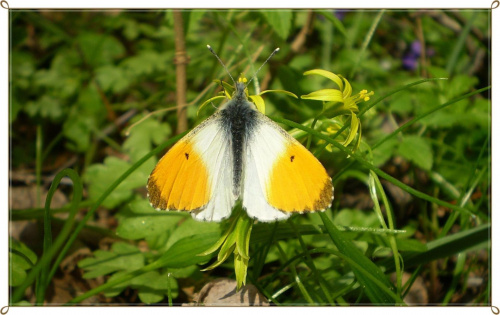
left=372, top=138, right=398, bottom=167
left=24, top=95, right=63, bottom=121
left=84, top=157, right=146, bottom=208
left=166, top=219, right=222, bottom=250
left=116, top=198, right=183, bottom=241
left=121, top=51, right=170, bottom=77
left=260, top=10, right=293, bottom=39
left=63, top=85, right=106, bottom=152
left=132, top=271, right=179, bottom=304
left=78, top=242, right=144, bottom=279
left=95, top=65, right=131, bottom=93
left=9, top=240, right=37, bottom=287
left=76, top=32, right=125, bottom=67
left=158, top=232, right=221, bottom=268
left=123, top=116, right=172, bottom=164
left=397, top=136, right=433, bottom=171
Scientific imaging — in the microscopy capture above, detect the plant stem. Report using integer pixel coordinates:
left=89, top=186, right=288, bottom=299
left=173, top=10, right=189, bottom=134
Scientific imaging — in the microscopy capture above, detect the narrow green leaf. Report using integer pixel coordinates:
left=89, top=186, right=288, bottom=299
left=382, top=224, right=490, bottom=272
left=197, top=95, right=226, bottom=116
left=259, top=89, right=298, bottom=98
left=317, top=10, right=347, bottom=37
left=319, top=212, right=399, bottom=304
left=260, top=10, right=293, bottom=39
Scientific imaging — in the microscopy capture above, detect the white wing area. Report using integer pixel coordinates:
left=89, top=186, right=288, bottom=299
left=189, top=118, right=236, bottom=221
left=242, top=119, right=291, bottom=222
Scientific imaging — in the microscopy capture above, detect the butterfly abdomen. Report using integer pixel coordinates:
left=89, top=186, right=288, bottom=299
left=221, top=98, right=258, bottom=197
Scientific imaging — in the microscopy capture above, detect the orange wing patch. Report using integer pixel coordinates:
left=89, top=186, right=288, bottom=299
left=266, top=142, right=333, bottom=212
left=147, top=140, right=211, bottom=211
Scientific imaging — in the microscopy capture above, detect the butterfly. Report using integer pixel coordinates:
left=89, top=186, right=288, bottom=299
left=147, top=46, right=333, bottom=222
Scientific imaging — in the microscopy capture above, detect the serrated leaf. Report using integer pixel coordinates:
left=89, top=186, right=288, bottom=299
left=260, top=10, right=293, bottom=39
left=76, top=32, right=125, bottom=67
left=123, top=116, right=172, bottom=163
left=397, top=136, right=433, bottom=170
left=24, top=95, right=63, bottom=121
left=95, top=65, right=130, bottom=93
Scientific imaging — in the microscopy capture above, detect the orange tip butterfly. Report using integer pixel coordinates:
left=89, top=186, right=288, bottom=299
left=147, top=45, right=333, bottom=222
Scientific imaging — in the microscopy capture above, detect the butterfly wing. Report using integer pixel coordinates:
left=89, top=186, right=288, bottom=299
left=147, top=113, right=236, bottom=221
left=242, top=113, right=333, bottom=222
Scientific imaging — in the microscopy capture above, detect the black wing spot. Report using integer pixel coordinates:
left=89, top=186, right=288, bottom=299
left=290, top=155, right=295, bottom=162
left=185, top=153, right=189, bottom=160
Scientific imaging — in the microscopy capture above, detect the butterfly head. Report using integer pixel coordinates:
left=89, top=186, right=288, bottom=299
left=233, top=77, right=249, bottom=101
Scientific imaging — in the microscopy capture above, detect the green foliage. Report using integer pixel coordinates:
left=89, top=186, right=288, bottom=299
left=10, top=9, right=490, bottom=306
left=10, top=239, right=38, bottom=287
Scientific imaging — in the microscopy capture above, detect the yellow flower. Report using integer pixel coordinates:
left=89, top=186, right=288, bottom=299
left=300, top=69, right=374, bottom=151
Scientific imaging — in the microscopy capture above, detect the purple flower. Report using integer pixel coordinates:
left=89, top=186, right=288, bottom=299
left=334, top=10, right=348, bottom=20
left=402, top=40, right=421, bottom=71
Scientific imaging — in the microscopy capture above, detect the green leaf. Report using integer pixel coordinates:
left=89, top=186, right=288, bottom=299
left=123, top=116, right=172, bottom=164
left=78, top=242, right=144, bottom=279
left=198, top=95, right=226, bottom=115
left=84, top=157, right=146, bottom=208
left=397, top=136, right=433, bottom=171
left=259, top=89, right=298, bottom=99
left=116, top=198, right=183, bottom=241
left=95, top=65, right=131, bottom=93
left=76, top=32, right=125, bottom=67
left=382, top=224, right=490, bottom=272
left=132, top=271, right=179, bottom=304
left=10, top=239, right=38, bottom=287
left=24, top=95, right=64, bottom=121
left=317, top=10, right=347, bottom=37
left=372, top=138, right=398, bottom=167
left=158, top=232, right=221, bottom=268
left=319, top=212, right=400, bottom=304
left=62, top=85, right=106, bottom=152
left=260, top=10, right=293, bottom=39
left=166, top=219, right=222, bottom=250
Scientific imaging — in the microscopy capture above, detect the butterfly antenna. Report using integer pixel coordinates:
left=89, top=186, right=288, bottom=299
left=207, top=45, right=236, bottom=85
left=246, top=47, right=280, bottom=87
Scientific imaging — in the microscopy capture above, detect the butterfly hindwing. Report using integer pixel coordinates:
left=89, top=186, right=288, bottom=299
left=147, top=113, right=235, bottom=221
left=242, top=113, right=333, bottom=221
